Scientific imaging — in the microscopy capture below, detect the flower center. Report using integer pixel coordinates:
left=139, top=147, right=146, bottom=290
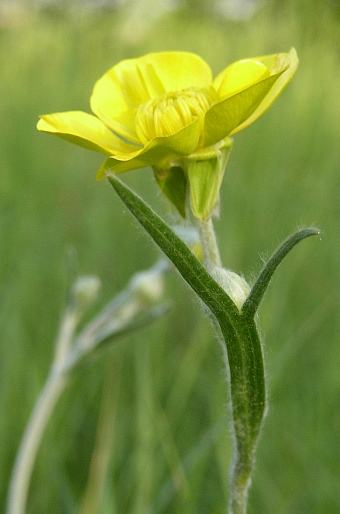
left=135, top=87, right=217, bottom=145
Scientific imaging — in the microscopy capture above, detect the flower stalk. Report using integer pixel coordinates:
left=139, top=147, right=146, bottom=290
left=7, top=372, right=68, bottom=514
left=198, top=218, right=222, bottom=271
left=7, top=265, right=168, bottom=514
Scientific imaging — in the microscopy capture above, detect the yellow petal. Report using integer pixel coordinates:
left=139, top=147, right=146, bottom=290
left=37, top=111, right=137, bottom=155
left=204, top=49, right=298, bottom=146
left=97, top=118, right=201, bottom=178
left=140, top=52, right=212, bottom=92
left=90, top=52, right=212, bottom=144
left=231, top=48, right=299, bottom=134
left=213, top=60, right=270, bottom=98
left=203, top=73, right=282, bottom=147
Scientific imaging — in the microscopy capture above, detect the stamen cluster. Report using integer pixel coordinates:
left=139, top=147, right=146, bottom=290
left=135, top=87, right=217, bottom=144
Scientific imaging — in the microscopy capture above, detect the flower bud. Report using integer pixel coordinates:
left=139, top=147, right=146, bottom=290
left=71, top=276, right=101, bottom=312
left=129, top=267, right=164, bottom=305
left=211, top=267, right=250, bottom=310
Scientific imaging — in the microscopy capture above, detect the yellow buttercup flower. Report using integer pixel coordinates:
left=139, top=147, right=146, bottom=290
left=37, top=49, right=298, bottom=220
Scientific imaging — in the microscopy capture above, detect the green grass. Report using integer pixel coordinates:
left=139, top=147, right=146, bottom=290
left=1, top=2, right=340, bottom=512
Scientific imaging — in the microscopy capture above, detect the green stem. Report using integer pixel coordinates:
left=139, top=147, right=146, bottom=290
left=228, top=416, right=258, bottom=514
left=198, top=218, right=263, bottom=514
left=197, top=218, right=222, bottom=272
left=6, top=305, right=78, bottom=514
left=6, top=371, right=68, bottom=514
left=222, top=312, right=265, bottom=514
left=229, top=469, right=251, bottom=514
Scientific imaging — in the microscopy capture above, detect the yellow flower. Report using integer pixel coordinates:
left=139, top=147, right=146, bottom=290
left=37, top=49, right=298, bottom=219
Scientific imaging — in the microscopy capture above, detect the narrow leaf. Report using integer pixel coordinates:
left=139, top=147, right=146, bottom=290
left=242, top=227, right=320, bottom=318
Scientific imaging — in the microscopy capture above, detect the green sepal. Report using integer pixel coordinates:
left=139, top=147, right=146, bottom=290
left=187, top=137, right=233, bottom=221
left=153, top=165, right=187, bottom=218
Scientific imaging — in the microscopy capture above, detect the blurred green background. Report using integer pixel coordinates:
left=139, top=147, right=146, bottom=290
left=1, top=0, right=340, bottom=512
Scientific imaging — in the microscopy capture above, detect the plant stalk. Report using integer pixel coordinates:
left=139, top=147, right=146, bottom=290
left=6, top=371, right=68, bottom=514
left=197, top=218, right=222, bottom=272
left=6, top=305, right=78, bottom=514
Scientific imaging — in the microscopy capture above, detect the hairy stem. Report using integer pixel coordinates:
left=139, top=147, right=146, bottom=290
left=197, top=218, right=222, bottom=272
